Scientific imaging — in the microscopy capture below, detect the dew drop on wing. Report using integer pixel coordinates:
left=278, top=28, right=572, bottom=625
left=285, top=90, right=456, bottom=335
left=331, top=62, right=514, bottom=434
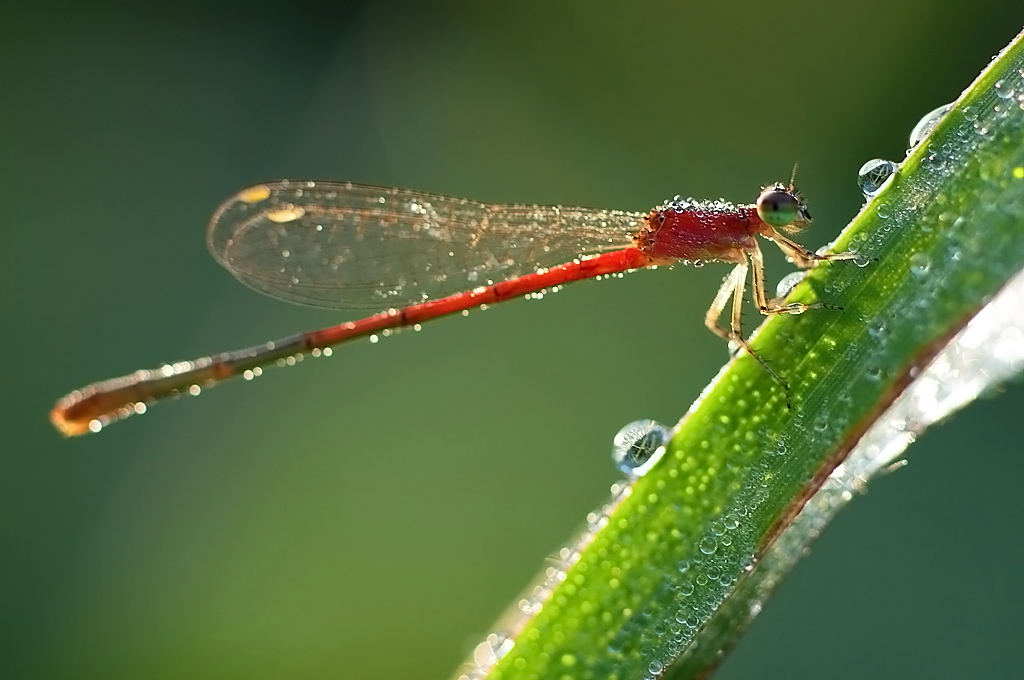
left=611, top=420, right=671, bottom=475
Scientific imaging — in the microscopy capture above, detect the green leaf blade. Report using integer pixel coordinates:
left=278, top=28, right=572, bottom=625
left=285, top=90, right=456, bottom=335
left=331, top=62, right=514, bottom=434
left=467, top=28, right=1024, bottom=680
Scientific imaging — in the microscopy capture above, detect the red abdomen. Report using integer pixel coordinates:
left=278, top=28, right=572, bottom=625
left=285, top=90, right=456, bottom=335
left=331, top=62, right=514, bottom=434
left=635, top=199, right=760, bottom=263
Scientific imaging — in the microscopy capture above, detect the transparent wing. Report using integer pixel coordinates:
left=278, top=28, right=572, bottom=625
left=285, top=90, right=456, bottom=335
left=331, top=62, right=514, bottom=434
left=207, top=180, right=644, bottom=310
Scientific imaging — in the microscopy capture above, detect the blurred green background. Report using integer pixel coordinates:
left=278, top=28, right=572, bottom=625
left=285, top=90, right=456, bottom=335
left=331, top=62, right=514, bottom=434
left=2, top=2, right=1022, bottom=678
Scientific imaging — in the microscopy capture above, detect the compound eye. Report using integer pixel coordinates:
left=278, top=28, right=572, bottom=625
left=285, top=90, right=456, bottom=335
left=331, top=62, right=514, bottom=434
left=756, top=188, right=800, bottom=228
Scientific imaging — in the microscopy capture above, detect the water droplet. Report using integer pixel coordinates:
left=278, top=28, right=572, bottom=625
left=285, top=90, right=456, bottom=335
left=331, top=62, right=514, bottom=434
left=611, top=420, right=670, bottom=475
left=909, top=252, right=931, bottom=277
left=995, top=78, right=1014, bottom=99
left=962, top=105, right=978, bottom=122
left=698, top=536, right=718, bottom=554
left=908, top=102, right=953, bottom=148
left=949, top=225, right=972, bottom=252
left=857, top=158, right=898, bottom=197
left=920, top=150, right=947, bottom=174
left=876, top=203, right=891, bottom=219
left=775, top=270, right=808, bottom=299
left=853, top=252, right=873, bottom=268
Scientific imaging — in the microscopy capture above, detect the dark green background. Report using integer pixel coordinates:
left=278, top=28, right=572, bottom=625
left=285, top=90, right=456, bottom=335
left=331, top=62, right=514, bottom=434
left=3, top=2, right=1022, bottom=678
